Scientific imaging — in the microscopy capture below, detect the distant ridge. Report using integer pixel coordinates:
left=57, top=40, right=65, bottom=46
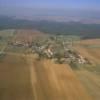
left=0, top=15, right=100, bottom=39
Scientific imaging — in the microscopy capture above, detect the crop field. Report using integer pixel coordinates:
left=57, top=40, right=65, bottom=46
left=0, top=53, right=92, bottom=100
left=75, top=69, right=100, bottom=100
left=0, top=29, right=15, bottom=38
left=75, top=39, right=100, bottom=64
left=13, top=29, right=48, bottom=42
left=0, top=29, right=16, bottom=51
left=0, top=54, right=33, bottom=100
left=86, top=48, right=100, bottom=61
left=80, top=39, right=100, bottom=45
left=27, top=55, right=91, bottom=100
left=0, top=29, right=100, bottom=100
left=5, top=29, right=49, bottom=53
left=73, top=39, right=100, bottom=100
left=5, top=46, right=28, bottom=53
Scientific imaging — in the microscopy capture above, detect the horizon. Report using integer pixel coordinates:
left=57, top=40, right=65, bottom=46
left=0, top=0, right=100, bottom=23
left=0, top=0, right=100, bottom=14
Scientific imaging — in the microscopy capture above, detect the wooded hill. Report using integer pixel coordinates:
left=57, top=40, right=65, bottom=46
left=0, top=16, right=100, bottom=39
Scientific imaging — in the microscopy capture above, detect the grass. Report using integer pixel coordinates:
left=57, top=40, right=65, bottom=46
left=83, top=45, right=100, bottom=48
left=5, top=46, right=28, bottom=53
left=0, top=29, right=15, bottom=37
left=83, top=64, right=100, bottom=74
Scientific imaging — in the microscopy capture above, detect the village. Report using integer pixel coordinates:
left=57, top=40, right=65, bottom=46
left=7, top=35, right=90, bottom=66
left=0, top=29, right=99, bottom=100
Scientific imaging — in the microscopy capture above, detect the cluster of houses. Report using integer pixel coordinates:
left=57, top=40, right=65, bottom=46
left=31, top=40, right=88, bottom=65
left=8, top=36, right=89, bottom=65
left=8, top=40, right=32, bottom=47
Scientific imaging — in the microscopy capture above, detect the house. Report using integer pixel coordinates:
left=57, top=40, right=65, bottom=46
left=78, top=55, right=86, bottom=64
left=44, top=48, right=54, bottom=58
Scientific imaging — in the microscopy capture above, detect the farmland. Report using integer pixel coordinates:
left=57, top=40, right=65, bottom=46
left=0, top=54, right=33, bottom=100
left=73, top=39, right=100, bottom=100
left=27, top=56, right=91, bottom=100
left=0, top=29, right=100, bottom=100
left=0, top=54, right=91, bottom=100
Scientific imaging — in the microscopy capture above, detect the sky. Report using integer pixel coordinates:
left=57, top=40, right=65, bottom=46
left=0, top=0, right=100, bottom=19
left=0, top=0, right=100, bottom=10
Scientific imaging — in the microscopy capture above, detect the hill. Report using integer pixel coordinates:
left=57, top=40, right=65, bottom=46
left=0, top=16, right=100, bottom=39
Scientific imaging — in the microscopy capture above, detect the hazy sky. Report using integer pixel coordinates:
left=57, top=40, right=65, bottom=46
left=0, top=0, right=100, bottom=10
left=0, top=0, right=100, bottom=18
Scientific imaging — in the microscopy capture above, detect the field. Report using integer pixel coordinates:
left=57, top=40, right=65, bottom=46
left=0, top=53, right=92, bottom=100
left=74, top=39, right=100, bottom=100
left=75, top=69, right=100, bottom=100
left=0, top=54, right=33, bottom=100
left=80, top=39, right=100, bottom=45
left=13, top=29, right=48, bottom=42
left=5, top=29, right=49, bottom=53
left=0, top=29, right=15, bottom=38
left=0, top=29, right=100, bottom=100
left=27, top=55, right=92, bottom=100
left=74, top=39, right=100, bottom=63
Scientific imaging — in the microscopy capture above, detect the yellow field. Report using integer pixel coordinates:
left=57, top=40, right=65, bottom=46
left=74, top=39, right=100, bottom=100
left=0, top=53, right=92, bottom=100
left=0, top=54, right=33, bottom=100
left=13, top=29, right=48, bottom=43
left=75, top=39, right=100, bottom=64
left=0, top=30, right=100, bottom=100
left=75, top=69, right=100, bottom=100
left=27, top=55, right=92, bottom=100
left=80, top=39, right=100, bottom=45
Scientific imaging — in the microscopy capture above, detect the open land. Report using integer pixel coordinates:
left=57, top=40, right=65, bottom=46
left=0, top=53, right=92, bottom=100
left=0, top=29, right=100, bottom=100
left=74, top=39, right=100, bottom=100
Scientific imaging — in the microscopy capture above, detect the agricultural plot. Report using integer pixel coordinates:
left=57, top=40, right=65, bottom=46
left=27, top=55, right=92, bottom=100
left=73, top=39, right=100, bottom=100
left=0, top=29, right=16, bottom=51
left=0, top=29, right=15, bottom=38
left=5, top=29, right=48, bottom=53
left=76, top=39, right=100, bottom=66
left=0, top=52, right=92, bottom=100
left=75, top=68, right=100, bottom=100
left=85, top=48, right=100, bottom=64
left=0, top=29, right=99, bottom=100
left=80, top=39, right=100, bottom=45
left=13, top=29, right=48, bottom=42
left=0, top=54, right=33, bottom=100
left=5, top=46, right=28, bottom=53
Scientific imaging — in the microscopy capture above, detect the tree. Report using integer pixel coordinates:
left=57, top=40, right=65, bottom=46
left=69, top=61, right=78, bottom=70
